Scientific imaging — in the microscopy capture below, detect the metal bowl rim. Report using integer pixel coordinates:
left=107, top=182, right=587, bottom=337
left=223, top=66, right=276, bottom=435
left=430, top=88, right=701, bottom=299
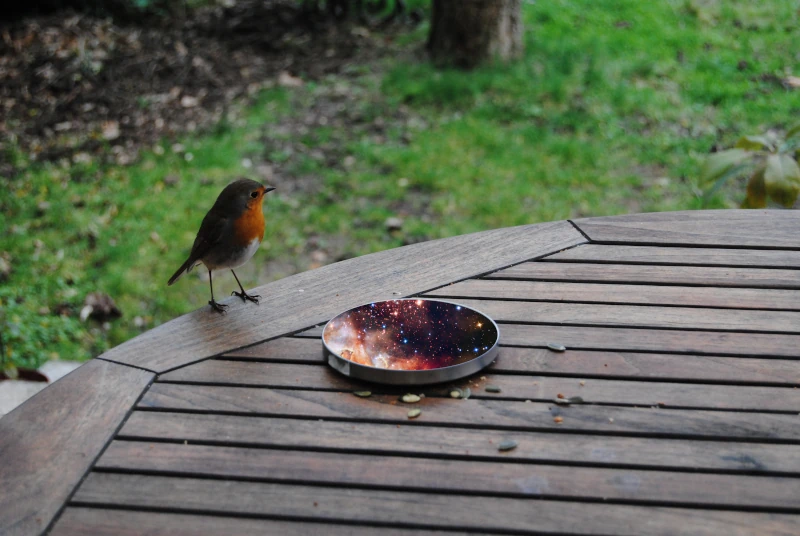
left=321, top=298, right=501, bottom=382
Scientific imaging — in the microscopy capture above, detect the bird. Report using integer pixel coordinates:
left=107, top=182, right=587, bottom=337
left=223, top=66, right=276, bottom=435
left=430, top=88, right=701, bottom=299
left=168, top=178, right=275, bottom=313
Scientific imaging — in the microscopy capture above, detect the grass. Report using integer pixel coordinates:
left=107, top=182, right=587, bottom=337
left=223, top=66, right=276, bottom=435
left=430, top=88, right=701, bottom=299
left=2, top=0, right=799, bottom=369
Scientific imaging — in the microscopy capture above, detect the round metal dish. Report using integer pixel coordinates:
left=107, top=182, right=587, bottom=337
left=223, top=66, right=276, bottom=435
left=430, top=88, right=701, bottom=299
left=322, top=298, right=500, bottom=385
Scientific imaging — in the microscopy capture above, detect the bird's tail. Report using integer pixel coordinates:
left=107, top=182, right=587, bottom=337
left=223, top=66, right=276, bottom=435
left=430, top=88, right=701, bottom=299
left=168, top=258, right=194, bottom=286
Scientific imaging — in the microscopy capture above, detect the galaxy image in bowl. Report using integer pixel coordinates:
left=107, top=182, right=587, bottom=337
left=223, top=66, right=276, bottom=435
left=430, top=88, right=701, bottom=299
left=323, top=299, right=498, bottom=371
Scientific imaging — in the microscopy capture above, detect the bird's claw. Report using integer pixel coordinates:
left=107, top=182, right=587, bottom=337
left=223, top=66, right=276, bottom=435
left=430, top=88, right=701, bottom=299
left=209, top=300, right=228, bottom=314
left=232, top=290, right=260, bottom=304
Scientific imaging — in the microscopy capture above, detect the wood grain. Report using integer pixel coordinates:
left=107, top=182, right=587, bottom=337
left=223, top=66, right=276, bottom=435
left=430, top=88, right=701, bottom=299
left=51, top=509, right=481, bottom=536
left=72, top=472, right=800, bottom=535
left=0, top=359, right=153, bottom=536
left=157, top=360, right=800, bottom=411
left=98, top=221, right=583, bottom=372
left=120, top=404, right=800, bottom=446
left=489, top=262, right=800, bottom=289
left=95, top=441, right=800, bottom=509
left=546, top=244, right=800, bottom=267
left=572, top=209, right=800, bottom=248
left=424, top=279, right=800, bottom=310
left=499, top=324, right=800, bottom=358
left=218, top=336, right=800, bottom=384
left=438, top=298, right=800, bottom=333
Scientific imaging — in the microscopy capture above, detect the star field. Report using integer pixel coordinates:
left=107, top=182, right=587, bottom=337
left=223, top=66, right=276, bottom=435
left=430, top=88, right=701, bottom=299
left=323, top=299, right=498, bottom=371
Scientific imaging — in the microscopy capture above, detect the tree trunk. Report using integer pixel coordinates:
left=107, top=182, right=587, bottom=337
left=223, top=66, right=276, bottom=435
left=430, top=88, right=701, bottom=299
left=428, top=0, right=523, bottom=68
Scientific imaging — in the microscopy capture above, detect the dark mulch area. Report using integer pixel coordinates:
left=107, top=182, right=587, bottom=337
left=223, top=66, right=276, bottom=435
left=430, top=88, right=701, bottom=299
left=0, top=0, right=415, bottom=174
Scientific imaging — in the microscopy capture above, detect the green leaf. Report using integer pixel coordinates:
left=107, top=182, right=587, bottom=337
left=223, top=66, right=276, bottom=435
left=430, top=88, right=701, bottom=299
left=764, top=153, right=800, bottom=208
left=742, top=169, right=766, bottom=208
left=735, top=135, right=774, bottom=152
left=700, top=149, right=751, bottom=185
left=786, top=124, right=800, bottom=140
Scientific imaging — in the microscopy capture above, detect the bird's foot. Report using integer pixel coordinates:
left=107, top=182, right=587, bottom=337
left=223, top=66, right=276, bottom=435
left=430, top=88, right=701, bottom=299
left=232, top=290, right=260, bottom=304
left=209, top=299, right=228, bottom=314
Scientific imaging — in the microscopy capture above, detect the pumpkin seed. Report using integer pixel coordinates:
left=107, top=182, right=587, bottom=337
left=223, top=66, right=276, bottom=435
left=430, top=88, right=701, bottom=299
left=554, top=396, right=584, bottom=405
left=449, top=388, right=463, bottom=399
left=407, top=409, right=422, bottom=419
left=353, top=391, right=372, bottom=398
left=402, top=394, right=421, bottom=403
left=546, top=343, right=567, bottom=352
left=485, top=385, right=502, bottom=393
left=498, top=439, right=518, bottom=451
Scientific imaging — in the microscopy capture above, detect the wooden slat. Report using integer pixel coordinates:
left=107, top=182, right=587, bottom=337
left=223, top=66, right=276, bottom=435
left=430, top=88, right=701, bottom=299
left=0, top=360, right=153, bottom=536
left=51, top=508, right=480, bottom=536
left=219, top=336, right=800, bottom=384
left=72, top=473, right=800, bottom=535
left=140, top=383, right=800, bottom=439
left=158, top=360, right=800, bottom=411
left=224, top=336, right=325, bottom=361
left=572, top=209, right=800, bottom=248
left=489, top=262, right=800, bottom=289
left=424, top=279, right=800, bottom=310
left=546, top=244, right=800, bottom=267
left=491, top=346, right=800, bottom=384
left=439, top=298, right=800, bottom=333
left=99, top=221, right=583, bottom=372
left=95, top=441, right=800, bottom=510
left=499, top=324, right=800, bottom=358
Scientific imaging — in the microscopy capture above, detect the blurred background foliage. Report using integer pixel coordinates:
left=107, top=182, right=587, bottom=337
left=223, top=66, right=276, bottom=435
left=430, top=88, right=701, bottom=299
left=1, top=0, right=799, bottom=370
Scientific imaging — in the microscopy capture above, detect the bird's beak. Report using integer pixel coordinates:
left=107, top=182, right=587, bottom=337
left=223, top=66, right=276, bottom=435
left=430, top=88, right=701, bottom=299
left=265, top=187, right=276, bottom=193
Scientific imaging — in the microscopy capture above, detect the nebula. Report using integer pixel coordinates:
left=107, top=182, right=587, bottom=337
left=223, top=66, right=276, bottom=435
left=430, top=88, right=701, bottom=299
left=323, top=299, right=497, bottom=371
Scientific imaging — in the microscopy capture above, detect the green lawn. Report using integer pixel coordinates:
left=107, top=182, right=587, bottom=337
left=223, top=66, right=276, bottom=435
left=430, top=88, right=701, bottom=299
left=2, top=0, right=798, bottom=369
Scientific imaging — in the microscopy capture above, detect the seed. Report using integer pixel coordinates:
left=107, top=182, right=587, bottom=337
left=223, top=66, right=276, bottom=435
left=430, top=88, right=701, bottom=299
left=402, top=394, right=421, bottom=403
left=407, top=409, right=421, bottom=419
left=353, top=391, right=372, bottom=398
left=579, top=380, right=586, bottom=386
left=557, top=393, right=565, bottom=399
left=461, top=387, right=471, bottom=400
left=485, top=385, right=502, bottom=393
left=553, top=416, right=563, bottom=423
left=498, top=439, right=518, bottom=451
left=547, top=343, right=567, bottom=352
left=450, top=388, right=463, bottom=399
left=608, top=417, right=615, bottom=423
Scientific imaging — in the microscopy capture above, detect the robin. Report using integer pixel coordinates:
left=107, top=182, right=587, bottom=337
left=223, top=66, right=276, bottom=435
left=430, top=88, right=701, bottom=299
left=168, top=178, right=275, bottom=313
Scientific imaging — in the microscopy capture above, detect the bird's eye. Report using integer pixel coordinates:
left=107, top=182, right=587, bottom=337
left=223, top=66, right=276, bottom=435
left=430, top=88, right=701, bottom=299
left=250, top=191, right=258, bottom=198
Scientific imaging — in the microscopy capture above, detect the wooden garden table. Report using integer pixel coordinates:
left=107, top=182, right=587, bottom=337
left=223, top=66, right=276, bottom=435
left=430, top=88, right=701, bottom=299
left=2, top=209, right=800, bottom=536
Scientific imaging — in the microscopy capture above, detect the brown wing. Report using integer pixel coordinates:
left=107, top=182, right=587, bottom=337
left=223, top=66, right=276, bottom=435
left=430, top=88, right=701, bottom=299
left=167, top=209, right=229, bottom=285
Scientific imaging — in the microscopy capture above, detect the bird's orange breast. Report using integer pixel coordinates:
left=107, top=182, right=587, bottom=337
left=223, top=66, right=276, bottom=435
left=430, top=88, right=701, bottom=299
left=233, top=202, right=265, bottom=246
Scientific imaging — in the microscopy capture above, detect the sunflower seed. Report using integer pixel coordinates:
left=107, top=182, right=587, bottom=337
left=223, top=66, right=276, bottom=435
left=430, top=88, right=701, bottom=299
left=402, top=394, right=421, bottom=403
left=407, top=409, right=422, bottom=419
left=485, top=385, right=502, bottom=393
left=498, top=439, right=518, bottom=451
left=353, top=391, right=372, bottom=398
left=547, top=343, right=566, bottom=352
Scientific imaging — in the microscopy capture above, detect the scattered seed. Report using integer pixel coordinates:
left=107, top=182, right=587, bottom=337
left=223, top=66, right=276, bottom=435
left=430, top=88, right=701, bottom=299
left=485, top=385, right=502, bottom=393
left=557, top=393, right=565, bottom=399
left=547, top=343, right=566, bottom=352
left=498, top=439, right=518, bottom=451
left=461, top=387, right=471, bottom=400
left=608, top=418, right=615, bottom=423
left=407, top=409, right=422, bottom=419
left=524, top=399, right=532, bottom=403
left=553, top=416, right=563, bottom=424
left=450, top=388, right=463, bottom=399
left=480, top=376, right=486, bottom=380
left=402, top=394, right=421, bottom=403
left=579, top=380, right=586, bottom=386
left=353, top=391, right=372, bottom=398
left=554, top=396, right=585, bottom=405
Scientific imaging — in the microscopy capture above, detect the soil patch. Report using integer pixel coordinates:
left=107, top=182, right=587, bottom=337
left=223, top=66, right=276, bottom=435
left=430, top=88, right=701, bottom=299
left=0, top=0, right=417, bottom=173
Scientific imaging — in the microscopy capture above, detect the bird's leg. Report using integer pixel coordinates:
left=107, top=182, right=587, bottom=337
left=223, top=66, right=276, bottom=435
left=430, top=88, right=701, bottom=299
left=208, top=269, right=228, bottom=313
left=231, top=270, right=260, bottom=304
